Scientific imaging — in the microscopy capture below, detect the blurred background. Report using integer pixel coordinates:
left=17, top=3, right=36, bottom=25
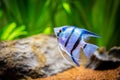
left=0, top=0, right=120, bottom=49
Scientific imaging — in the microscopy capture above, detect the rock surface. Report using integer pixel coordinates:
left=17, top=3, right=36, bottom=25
left=0, top=34, right=120, bottom=80
left=0, top=34, right=72, bottom=79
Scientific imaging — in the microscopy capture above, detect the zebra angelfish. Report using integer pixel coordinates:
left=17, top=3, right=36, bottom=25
left=54, top=26, right=100, bottom=66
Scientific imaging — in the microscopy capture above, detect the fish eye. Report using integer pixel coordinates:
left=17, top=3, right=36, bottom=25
left=57, top=29, right=62, bottom=37
left=59, top=29, right=62, bottom=33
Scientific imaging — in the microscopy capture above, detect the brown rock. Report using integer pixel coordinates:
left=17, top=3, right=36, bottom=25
left=0, top=34, right=120, bottom=80
left=0, top=34, right=72, bottom=79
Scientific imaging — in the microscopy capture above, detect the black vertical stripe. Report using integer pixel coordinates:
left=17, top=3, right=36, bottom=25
left=71, top=55, right=80, bottom=66
left=64, top=28, right=75, bottom=47
left=71, top=34, right=82, bottom=53
left=83, top=44, right=87, bottom=49
left=70, top=33, right=82, bottom=66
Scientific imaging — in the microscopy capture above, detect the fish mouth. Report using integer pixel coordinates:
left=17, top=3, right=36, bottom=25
left=54, top=28, right=59, bottom=36
left=54, top=26, right=69, bottom=37
left=54, top=27, right=62, bottom=36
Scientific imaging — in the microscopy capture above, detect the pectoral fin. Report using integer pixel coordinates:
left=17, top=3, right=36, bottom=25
left=58, top=43, right=74, bottom=65
left=58, top=43, right=80, bottom=66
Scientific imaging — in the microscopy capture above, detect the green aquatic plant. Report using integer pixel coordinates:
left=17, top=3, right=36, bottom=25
left=0, top=0, right=120, bottom=48
left=0, top=0, right=54, bottom=35
left=0, top=22, right=27, bottom=40
left=61, top=0, right=120, bottom=49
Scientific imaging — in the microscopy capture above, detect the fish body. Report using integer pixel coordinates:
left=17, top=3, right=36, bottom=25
left=54, top=26, right=100, bottom=66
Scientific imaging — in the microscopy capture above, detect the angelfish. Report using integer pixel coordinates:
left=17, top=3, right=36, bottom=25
left=54, top=26, right=100, bottom=66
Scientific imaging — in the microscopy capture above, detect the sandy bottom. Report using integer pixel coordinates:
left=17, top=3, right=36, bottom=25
left=34, top=66, right=120, bottom=80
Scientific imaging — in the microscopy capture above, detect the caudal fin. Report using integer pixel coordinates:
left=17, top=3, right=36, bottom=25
left=83, top=43, right=98, bottom=58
